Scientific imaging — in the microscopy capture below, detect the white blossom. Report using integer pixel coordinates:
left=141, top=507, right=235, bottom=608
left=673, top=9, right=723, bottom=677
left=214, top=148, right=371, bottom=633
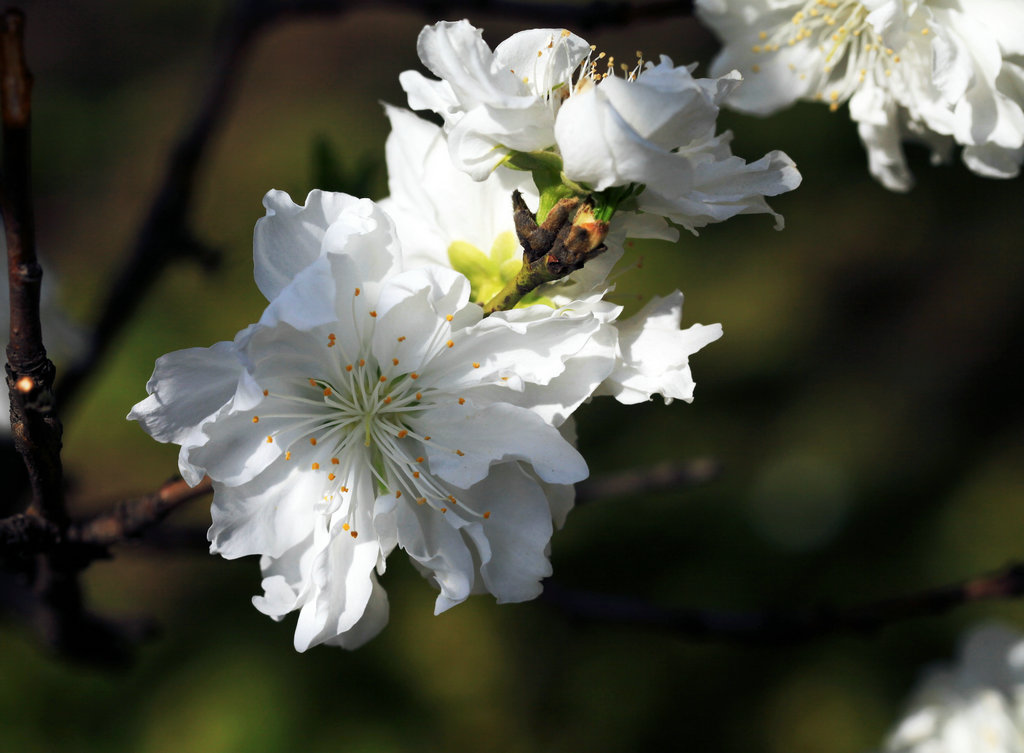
left=129, top=190, right=608, bottom=650
left=876, top=624, right=1024, bottom=753
left=380, top=105, right=723, bottom=408
left=696, top=0, right=1024, bottom=191
left=555, top=54, right=802, bottom=233
left=399, top=20, right=591, bottom=180
left=401, top=20, right=800, bottom=233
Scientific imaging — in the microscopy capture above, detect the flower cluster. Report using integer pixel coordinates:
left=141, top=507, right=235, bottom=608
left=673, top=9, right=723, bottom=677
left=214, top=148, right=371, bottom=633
left=874, top=624, right=1024, bottom=753
left=401, top=20, right=801, bottom=234
left=128, top=19, right=835, bottom=651
left=696, top=0, right=1024, bottom=191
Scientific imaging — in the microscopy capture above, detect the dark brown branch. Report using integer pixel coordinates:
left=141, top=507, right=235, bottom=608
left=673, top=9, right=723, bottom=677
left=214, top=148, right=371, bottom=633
left=1, top=9, right=64, bottom=524
left=575, top=458, right=719, bottom=504
left=69, top=476, right=213, bottom=547
left=0, top=476, right=213, bottom=559
left=543, top=563, right=1024, bottom=644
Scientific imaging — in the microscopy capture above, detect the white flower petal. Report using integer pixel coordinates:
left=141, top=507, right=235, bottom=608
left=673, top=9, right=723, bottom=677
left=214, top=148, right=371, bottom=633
left=414, top=401, right=588, bottom=488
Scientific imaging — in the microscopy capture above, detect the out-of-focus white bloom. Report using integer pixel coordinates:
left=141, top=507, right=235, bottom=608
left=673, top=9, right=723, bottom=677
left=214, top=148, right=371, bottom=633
left=875, top=624, right=1024, bottom=753
left=399, top=21, right=591, bottom=180
left=381, top=105, right=723, bottom=408
left=402, top=20, right=800, bottom=233
left=696, top=0, right=1024, bottom=191
left=130, top=190, right=605, bottom=650
left=555, top=55, right=802, bottom=233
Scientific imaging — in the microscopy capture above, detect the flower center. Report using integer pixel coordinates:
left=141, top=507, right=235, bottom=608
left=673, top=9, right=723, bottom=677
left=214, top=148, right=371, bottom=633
left=252, top=291, right=490, bottom=528
left=749, top=0, right=925, bottom=109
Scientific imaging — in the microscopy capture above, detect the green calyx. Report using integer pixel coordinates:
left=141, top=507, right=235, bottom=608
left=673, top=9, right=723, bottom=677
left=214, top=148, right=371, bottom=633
left=448, top=232, right=553, bottom=309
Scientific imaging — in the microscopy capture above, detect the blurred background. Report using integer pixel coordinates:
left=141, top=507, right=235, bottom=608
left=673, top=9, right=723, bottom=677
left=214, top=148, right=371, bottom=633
left=3, top=1, right=1024, bottom=751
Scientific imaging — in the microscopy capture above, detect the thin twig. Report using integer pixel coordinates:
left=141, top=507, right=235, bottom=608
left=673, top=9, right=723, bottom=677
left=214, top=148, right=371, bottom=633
left=543, top=564, right=1024, bottom=643
left=575, top=458, right=719, bottom=504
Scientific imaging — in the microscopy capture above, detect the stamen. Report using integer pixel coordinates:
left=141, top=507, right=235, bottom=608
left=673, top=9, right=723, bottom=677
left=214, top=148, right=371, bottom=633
left=252, top=416, right=259, bottom=423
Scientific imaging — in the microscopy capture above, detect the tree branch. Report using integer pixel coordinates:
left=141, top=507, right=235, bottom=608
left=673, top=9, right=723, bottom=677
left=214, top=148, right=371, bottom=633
left=575, top=458, right=719, bottom=504
left=69, top=476, right=213, bottom=548
left=543, top=564, right=1024, bottom=644
left=1, top=8, right=65, bottom=524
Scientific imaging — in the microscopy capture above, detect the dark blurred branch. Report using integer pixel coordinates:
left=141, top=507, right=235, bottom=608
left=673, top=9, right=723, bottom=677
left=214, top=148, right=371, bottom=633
left=56, top=0, right=270, bottom=407
left=544, top=563, right=1024, bottom=643
left=0, top=476, right=212, bottom=559
left=69, top=476, right=213, bottom=548
left=1, top=8, right=64, bottom=523
left=576, top=458, right=719, bottom=504
left=247, top=0, right=694, bottom=29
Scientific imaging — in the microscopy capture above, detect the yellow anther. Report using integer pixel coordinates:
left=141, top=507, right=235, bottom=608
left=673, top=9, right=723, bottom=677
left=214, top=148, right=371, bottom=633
left=398, top=430, right=408, bottom=438
left=262, top=389, right=269, bottom=396
left=328, top=473, right=335, bottom=480
left=312, top=462, right=320, bottom=470
left=359, top=359, right=365, bottom=367
left=445, top=314, right=453, bottom=322
left=331, top=457, right=339, bottom=464
left=483, top=511, right=491, bottom=519
left=758, top=31, right=767, bottom=40
left=369, top=310, right=377, bottom=318
left=266, top=436, right=273, bottom=443
left=415, top=392, right=422, bottom=400
left=392, top=358, right=399, bottom=366
left=397, top=336, right=406, bottom=342
left=343, top=523, right=350, bottom=531
left=395, top=490, right=402, bottom=499
left=424, top=436, right=431, bottom=441
left=446, top=340, right=454, bottom=348
left=413, top=471, right=420, bottom=479
left=379, top=375, right=387, bottom=383
left=458, top=398, right=465, bottom=405
left=354, top=287, right=361, bottom=296
left=410, top=373, right=419, bottom=380
left=752, top=45, right=762, bottom=53
left=440, top=508, right=447, bottom=514
left=323, top=387, right=332, bottom=396
left=341, top=486, right=349, bottom=492
left=310, top=437, right=317, bottom=446
left=285, top=451, right=291, bottom=460
left=350, top=531, right=358, bottom=538
left=309, top=378, right=317, bottom=387
left=456, top=450, right=465, bottom=457
left=921, top=28, right=930, bottom=35
left=346, top=364, right=353, bottom=372
left=416, top=456, right=425, bottom=463
left=384, top=396, right=392, bottom=404
left=472, top=362, right=480, bottom=369
left=417, top=497, right=426, bottom=505
left=252, top=416, right=260, bottom=423
left=752, top=64, right=761, bottom=73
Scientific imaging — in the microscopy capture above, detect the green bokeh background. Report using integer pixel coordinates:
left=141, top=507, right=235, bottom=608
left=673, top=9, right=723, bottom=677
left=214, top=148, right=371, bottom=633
left=4, top=2, right=1024, bottom=751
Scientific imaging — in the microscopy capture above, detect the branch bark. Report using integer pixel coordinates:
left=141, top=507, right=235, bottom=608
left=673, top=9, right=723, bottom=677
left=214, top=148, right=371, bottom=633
left=543, top=564, right=1024, bottom=644
left=1, top=8, right=64, bottom=524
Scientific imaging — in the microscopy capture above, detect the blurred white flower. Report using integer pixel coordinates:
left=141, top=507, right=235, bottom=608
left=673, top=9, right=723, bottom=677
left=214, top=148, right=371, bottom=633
left=696, top=0, right=1024, bottom=191
left=381, top=105, right=723, bottom=409
left=402, top=20, right=800, bottom=233
left=876, top=624, right=1024, bottom=753
left=130, top=190, right=603, bottom=650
